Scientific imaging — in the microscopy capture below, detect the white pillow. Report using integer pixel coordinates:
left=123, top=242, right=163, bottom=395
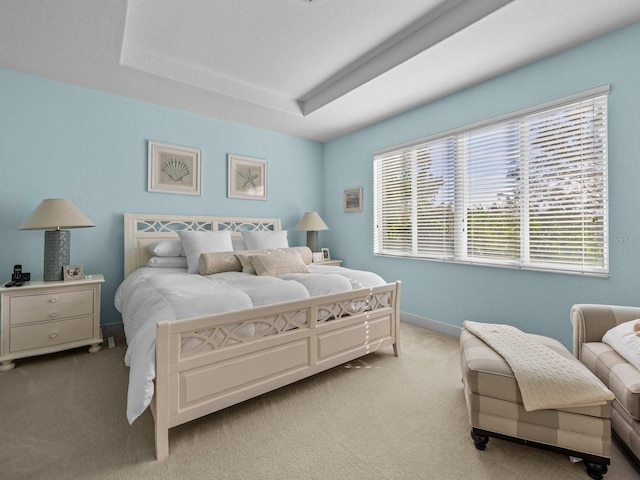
left=602, top=320, right=640, bottom=371
left=146, top=256, right=188, bottom=269
left=146, top=239, right=184, bottom=257
left=177, top=230, right=234, bottom=273
left=232, top=237, right=247, bottom=251
left=241, top=230, right=288, bottom=250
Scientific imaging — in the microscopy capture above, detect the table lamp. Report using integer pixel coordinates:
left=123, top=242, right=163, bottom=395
left=295, top=211, right=328, bottom=253
left=19, top=199, right=95, bottom=281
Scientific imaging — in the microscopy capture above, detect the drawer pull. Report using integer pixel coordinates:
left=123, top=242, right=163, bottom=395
left=49, top=331, right=58, bottom=339
left=49, top=312, right=58, bottom=318
left=49, top=297, right=57, bottom=303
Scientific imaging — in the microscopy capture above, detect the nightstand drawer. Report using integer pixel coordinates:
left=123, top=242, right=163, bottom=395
left=10, top=301, right=94, bottom=325
left=10, top=316, right=95, bottom=352
left=10, top=289, right=93, bottom=311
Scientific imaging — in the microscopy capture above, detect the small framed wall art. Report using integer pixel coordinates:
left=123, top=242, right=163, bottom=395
left=228, top=154, right=267, bottom=200
left=148, top=141, right=201, bottom=195
left=344, top=187, right=363, bottom=212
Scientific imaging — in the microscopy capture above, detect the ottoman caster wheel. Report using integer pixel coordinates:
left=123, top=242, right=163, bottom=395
left=585, top=461, right=607, bottom=480
left=471, top=430, right=489, bottom=451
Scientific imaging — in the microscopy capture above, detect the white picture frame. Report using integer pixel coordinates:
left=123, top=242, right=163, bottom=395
left=321, top=247, right=331, bottom=261
left=228, top=154, right=267, bottom=200
left=148, top=141, right=201, bottom=196
left=344, top=187, right=363, bottom=212
left=312, top=252, right=324, bottom=263
left=63, top=265, right=83, bottom=281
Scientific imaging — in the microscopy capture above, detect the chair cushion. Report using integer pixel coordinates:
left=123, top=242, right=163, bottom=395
left=581, top=342, right=640, bottom=421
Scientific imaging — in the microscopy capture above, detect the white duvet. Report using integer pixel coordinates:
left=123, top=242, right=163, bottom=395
left=114, top=265, right=386, bottom=424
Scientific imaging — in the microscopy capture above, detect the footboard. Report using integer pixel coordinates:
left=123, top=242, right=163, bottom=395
left=151, top=281, right=401, bottom=461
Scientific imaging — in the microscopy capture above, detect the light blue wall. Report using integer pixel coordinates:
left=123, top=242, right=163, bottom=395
left=3, top=22, right=640, bottom=348
left=323, top=22, right=640, bottom=348
left=0, top=69, right=324, bottom=325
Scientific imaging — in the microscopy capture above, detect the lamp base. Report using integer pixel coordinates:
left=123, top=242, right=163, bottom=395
left=307, top=231, right=319, bottom=253
left=44, top=230, right=70, bottom=281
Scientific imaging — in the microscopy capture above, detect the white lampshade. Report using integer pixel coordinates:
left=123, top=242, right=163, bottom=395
left=295, top=212, right=328, bottom=232
left=19, top=198, right=95, bottom=230
left=295, top=212, right=328, bottom=252
left=19, top=199, right=94, bottom=281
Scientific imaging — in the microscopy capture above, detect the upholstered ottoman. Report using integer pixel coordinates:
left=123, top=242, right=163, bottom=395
left=460, top=327, right=612, bottom=479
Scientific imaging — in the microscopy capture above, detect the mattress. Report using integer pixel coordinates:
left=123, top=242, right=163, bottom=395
left=114, top=264, right=387, bottom=424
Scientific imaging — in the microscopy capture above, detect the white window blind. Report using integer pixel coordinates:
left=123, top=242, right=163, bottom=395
left=373, top=87, right=608, bottom=276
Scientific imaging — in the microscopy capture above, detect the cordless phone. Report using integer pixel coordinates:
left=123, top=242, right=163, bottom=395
left=13, top=265, right=24, bottom=286
left=4, top=265, right=27, bottom=287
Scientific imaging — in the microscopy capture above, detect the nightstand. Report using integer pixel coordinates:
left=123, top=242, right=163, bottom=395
left=0, top=274, right=104, bottom=371
left=313, top=259, right=343, bottom=266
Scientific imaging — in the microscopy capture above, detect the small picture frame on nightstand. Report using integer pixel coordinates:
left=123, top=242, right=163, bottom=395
left=321, top=248, right=331, bottom=261
left=312, top=252, right=324, bottom=263
left=63, top=265, right=83, bottom=281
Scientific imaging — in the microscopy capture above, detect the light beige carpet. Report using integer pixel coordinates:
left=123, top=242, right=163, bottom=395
left=0, top=322, right=637, bottom=480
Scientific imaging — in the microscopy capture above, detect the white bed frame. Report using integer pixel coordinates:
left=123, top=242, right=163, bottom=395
left=123, top=213, right=401, bottom=461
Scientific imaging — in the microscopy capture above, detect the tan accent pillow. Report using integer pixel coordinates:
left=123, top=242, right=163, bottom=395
left=250, top=249, right=310, bottom=276
left=291, top=246, right=312, bottom=264
left=198, top=251, right=243, bottom=275
left=235, top=251, right=259, bottom=274
left=235, top=247, right=313, bottom=274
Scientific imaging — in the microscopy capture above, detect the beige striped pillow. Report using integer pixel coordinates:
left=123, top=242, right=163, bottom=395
left=250, top=249, right=310, bottom=276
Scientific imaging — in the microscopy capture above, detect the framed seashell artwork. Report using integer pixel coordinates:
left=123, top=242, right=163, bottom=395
left=148, top=141, right=201, bottom=195
left=227, top=154, right=267, bottom=200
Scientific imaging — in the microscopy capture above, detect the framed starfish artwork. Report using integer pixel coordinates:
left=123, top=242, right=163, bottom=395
left=228, top=154, right=267, bottom=200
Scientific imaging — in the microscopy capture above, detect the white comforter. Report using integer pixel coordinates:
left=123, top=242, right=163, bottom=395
left=114, top=265, right=386, bottom=423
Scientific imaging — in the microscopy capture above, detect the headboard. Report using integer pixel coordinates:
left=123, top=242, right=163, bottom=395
left=124, top=213, right=281, bottom=276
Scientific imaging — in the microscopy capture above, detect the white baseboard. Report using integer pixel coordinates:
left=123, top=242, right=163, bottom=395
left=400, top=311, right=461, bottom=338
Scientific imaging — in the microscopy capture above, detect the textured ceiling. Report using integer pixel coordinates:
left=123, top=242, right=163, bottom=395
left=1, top=0, right=640, bottom=142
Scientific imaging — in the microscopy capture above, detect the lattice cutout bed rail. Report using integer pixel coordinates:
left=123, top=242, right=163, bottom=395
left=179, top=308, right=310, bottom=358
left=317, top=290, right=392, bottom=323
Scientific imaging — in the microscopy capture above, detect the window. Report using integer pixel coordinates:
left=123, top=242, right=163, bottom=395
left=373, top=87, right=609, bottom=276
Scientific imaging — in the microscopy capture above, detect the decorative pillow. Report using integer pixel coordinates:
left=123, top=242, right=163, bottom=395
left=241, top=230, right=288, bottom=250
left=250, top=249, right=310, bottom=276
left=235, top=247, right=313, bottom=274
left=292, top=246, right=312, bottom=265
left=602, top=320, right=640, bottom=371
left=146, top=239, right=184, bottom=257
left=146, top=256, right=188, bottom=268
left=235, top=251, right=262, bottom=274
left=198, top=251, right=242, bottom=275
left=177, top=230, right=234, bottom=273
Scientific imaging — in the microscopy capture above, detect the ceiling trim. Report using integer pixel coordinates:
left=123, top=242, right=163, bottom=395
left=119, top=0, right=514, bottom=119
left=300, top=0, right=514, bottom=115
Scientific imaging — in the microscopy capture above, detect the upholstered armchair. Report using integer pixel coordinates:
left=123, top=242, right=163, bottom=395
left=571, top=304, right=640, bottom=462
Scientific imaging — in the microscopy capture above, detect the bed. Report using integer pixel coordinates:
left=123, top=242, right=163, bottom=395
left=116, top=213, right=401, bottom=461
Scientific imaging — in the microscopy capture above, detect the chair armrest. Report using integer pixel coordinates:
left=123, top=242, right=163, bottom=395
left=571, top=304, right=640, bottom=360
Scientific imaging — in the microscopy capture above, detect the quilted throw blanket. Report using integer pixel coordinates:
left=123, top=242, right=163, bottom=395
left=463, top=321, right=614, bottom=412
